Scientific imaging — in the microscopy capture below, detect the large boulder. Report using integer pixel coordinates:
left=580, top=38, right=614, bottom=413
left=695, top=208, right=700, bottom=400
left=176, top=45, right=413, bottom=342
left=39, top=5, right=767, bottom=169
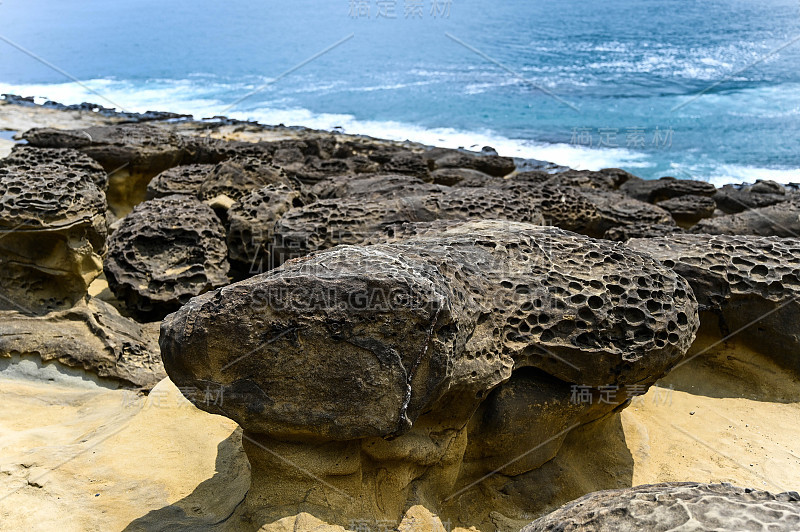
left=104, top=195, right=230, bottom=319
left=0, top=298, right=164, bottom=389
left=160, top=220, right=699, bottom=527
left=0, top=162, right=106, bottom=313
left=310, top=173, right=442, bottom=200
left=655, top=194, right=716, bottom=227
left=522, top=482, right=800, bottom=532
left=197, top=156, right=297, bottom=203
left=22, top=124, right=189, bottom=217
left=423, top=147, right=516, bottom=177
left=620, top=176, right=716, bottom=203
left=576, top=189, right=676, bottom=236
left=692, top=198, right=800, bottom=237
left=627, top=233, right=800, bottom=372
left=146, top=163, right=214, bottom=199
left=1, top=145, right=108, bottom=190
left=714, top=180, right=794, bottom=214
left=270, top=188, right=545, bottom=265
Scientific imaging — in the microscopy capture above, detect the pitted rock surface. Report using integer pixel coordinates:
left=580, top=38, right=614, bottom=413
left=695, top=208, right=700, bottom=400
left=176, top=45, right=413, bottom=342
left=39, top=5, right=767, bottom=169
left=655, top=194, right=716, bottom=227
left=521, top=482, right=800, bottom=532
left=577, top=189, right=676, bottom=235
left=692, top=199, right=800, bottom=237
left=161, top=220, right=698, bottom=440
left=197, top=156, right=297, bottom=203
left=0, top=163, right=106, bottom=312
left=381, top=151, right=432, bottom=181
left=310, top=174, right=443, bottom=200
left=431, top=168, right=498, bottom=187
left=627, top=233, right=800, bottom=371
left=146, top=164, right=214, bottom=199
left=2, top=145, right=108, bottom=190
left=620, top=176, right=716, bottom=202
left=0, top=298, right=165, bottom=389
left=271, top=188, right=545, bottom=264
left=714, top=180, right=794, bottom=213
left=603, top=223, right=684, bottom=242
left=226, top=184, right=304, bottom=272
left=516, top=168, right=634, bottom=190
left=423, top=147, right=516, bottom=177
left=104, top=195, right=230, bottom=318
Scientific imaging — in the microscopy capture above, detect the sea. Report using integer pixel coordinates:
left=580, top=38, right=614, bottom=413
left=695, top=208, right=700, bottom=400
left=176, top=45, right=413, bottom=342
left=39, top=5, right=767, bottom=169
left=1, top=0, right=799, bottom=185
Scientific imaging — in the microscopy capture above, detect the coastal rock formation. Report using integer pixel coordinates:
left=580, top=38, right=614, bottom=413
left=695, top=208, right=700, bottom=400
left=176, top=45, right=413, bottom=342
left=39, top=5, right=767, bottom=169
left=0, top=162, right=106, bottom=313
left=627, top=233, right=800, bottom=372
left=0, top=298, right=164, bottom=389
left=423, top=147, right=516, bottom=177
left=655, top=194, right=716, bottom=227
left=104, top=195, right=230, bottom=319
left=691, top=198, right=800, bottom=237
left=226, top=184, right=304, bottom=274
left=515, top=168, right=634, bottom=191
left=381, top=151, right=433, bottom=181
left=620, top=175, right=716, bottom=203
left=22, top=124, right=189, bottom=217
left=310, top=173, right=442, bottom=200
left=603, top=223, right=684, bottom=242
left=430, top=167, right=497, bottom=187
left=146, top=163, right=214, bottom=199
left=521, top=482, right=800, bottom=532
left=1, top=145, right=108, bottom=189
left=270, top=188, right=545, bottom=264
left=576, top=189, right=676, bottom=236
left=197, top=156, right=297, bottom=204
left=160, top=220, right=699, bottom=527
left=714, top=180, right=794, bottom=213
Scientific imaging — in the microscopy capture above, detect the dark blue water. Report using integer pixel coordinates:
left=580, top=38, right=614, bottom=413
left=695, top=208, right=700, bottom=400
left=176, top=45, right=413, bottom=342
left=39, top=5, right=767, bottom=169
left=1, top=0, right=799, bottom=184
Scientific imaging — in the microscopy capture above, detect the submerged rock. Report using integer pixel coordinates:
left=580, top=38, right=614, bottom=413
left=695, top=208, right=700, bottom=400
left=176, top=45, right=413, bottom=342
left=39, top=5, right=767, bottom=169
left=0, top=162, right=106, bottom=313
left=104, top=195, right=230, bottom=319
left=160, top=220, right=698, bottom=527
left=522, top=482, right=800, bottom=532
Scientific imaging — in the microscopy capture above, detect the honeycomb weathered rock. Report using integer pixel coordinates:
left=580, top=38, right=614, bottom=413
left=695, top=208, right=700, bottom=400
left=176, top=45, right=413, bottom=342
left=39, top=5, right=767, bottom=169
left=627, top=233, right=800, bottom=371
left=1, top=145, right=108, bottom=190
left=603, top=223, right=684, bottom=242
left=146, top=164, right=215, bottom=199
left=197, top=156, right=297, bottom=203
left=0, top=163, right=106, bottom=312
left=104, top=195, right=230, bottom=318
left=522, top=482, right=800, bottom=532
left=271, top=188, right=545, bottom=265
left=577, top=189, right=676, bottom=235
left=655, top=194, right=716, bottom=227
left=310, top=173, right=442, bottom=200
left=226, top=184, right=304, bottom=274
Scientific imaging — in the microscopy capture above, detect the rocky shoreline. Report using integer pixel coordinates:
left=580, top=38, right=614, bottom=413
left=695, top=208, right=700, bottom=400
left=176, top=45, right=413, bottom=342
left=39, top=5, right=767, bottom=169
left=1, top=95, right=799, bottom=531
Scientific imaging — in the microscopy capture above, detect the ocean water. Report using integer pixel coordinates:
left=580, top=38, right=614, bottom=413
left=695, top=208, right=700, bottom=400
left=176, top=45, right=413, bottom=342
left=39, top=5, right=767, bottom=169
left=1, top=0, right=799, bottom=184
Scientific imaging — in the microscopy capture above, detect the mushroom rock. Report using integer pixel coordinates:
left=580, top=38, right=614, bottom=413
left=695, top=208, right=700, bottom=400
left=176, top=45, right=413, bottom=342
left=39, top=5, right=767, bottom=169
left=270, top=188, right=545, bottom=265
left=104, top=195, right=230, bottom=319
left=522, top=482, right=800, bottom=532
left=22, top=124, right=189, bottom=217
left=146, top=163, right=215, bottom=199
left=627, top=233, right=800, bottom=373
left=160, top=220, right=699, bottom=528
left=691, top=198, right=800, bottom=237
left=0, top=162, right=106, bottom=313
left=2, top=145, right=108, bottom=190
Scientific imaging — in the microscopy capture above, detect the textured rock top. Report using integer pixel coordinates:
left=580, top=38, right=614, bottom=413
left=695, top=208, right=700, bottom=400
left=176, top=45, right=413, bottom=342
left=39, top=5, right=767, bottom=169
left=2, top=145, right=108, bottom=189
left=522, top=482, right=800, bottom=532
left=0, top=163, right=106, bottom=229
left=160, top=220, right=698, bottom=441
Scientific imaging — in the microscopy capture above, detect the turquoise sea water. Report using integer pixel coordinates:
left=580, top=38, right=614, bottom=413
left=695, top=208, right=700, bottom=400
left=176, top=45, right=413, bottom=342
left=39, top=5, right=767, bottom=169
left=1, top=0, right=799, bottom=184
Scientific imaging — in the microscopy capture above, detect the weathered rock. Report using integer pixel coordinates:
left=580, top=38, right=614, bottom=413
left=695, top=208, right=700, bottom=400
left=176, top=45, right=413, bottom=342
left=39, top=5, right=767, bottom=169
left=0, top=163, right=106, bottom=313
left=146, top=164, right=214, bottom=199
left=656, top=194, right=716, bottom=227
left=522, top=482, right=800, bottom=532
left=160, top=220, right=698, bottom=527
left=577, top=189, right=676, bottom=235
left=714, top=180, right=793, bottom=214
left=424, top=148, right=516, bottom=177
left=0, top=298, right=164, bottom=389
left=197, top=156, right=296, bottom=203
left=603, top=223, right=684, bottom=242
left=310, top=173, right=442, bottom=200
left=381, top=151, right=432, bottom=181
left=226, top=184, right=304, bottom=274
left=517, top=168, right=635, bottom=190
left=1, top=145, right=108, bottom=189
left=22, top=124, right=189, bottom=217
left=620, top=175, right=716, bottom=203
left=692, top=198, right=800, bottom=237
left=627, top=233, right=800, bottom=372
left=271, top=188, right=545, bottom=264
left=431, top=168, right=498, bottom=187
left=104, top=195, right=230, bottom=318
